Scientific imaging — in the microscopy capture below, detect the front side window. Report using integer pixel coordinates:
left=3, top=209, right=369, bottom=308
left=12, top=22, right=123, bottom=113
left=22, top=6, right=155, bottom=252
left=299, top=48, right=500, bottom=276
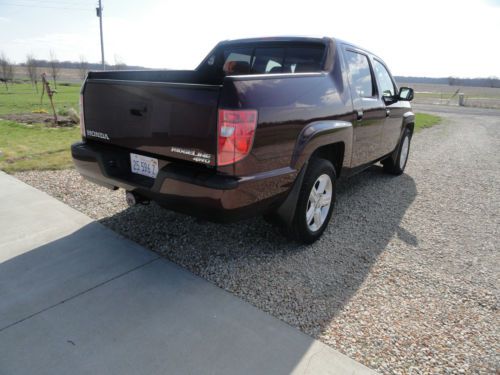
left=373, top=60, right=395, bottom=97
left=345, top=50, right=374, bottom=98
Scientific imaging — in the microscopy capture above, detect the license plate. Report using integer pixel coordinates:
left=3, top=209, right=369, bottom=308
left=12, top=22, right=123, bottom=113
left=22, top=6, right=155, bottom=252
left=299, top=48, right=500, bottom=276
left=130, top=153, right=158, bottom=178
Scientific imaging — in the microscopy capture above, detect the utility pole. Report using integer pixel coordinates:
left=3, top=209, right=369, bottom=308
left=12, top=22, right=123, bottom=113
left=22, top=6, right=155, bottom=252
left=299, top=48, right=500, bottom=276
left=96, top=0, right=105, bottom=70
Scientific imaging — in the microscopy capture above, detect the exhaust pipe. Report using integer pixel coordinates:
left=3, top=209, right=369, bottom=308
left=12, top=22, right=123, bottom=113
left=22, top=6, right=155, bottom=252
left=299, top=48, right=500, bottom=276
left=125, top=191, right=150, bottom=206
left=125, top=191, right=137, bottom=206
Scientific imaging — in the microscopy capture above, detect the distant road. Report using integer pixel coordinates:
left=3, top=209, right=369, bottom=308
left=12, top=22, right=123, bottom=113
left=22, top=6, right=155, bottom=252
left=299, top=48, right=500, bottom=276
left=413, top=103, right=500, bottom=117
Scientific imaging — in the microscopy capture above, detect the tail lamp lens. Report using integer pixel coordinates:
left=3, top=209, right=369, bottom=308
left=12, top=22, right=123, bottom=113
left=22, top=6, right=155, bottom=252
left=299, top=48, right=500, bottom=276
left=217, top=109, right=258, bottom=166
left=79, top=94, right=86, bottom=138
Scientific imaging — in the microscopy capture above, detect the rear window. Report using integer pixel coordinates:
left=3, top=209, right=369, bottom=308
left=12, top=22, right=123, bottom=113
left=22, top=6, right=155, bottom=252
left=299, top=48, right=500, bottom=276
left=202, top=43, right=326, bottom=76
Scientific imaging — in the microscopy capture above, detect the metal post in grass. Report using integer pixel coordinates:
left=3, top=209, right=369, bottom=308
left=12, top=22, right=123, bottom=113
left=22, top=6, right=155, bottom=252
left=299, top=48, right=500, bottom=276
left=96, top=0, right=105, bottom=70
left=41, top=73, right=58, bottom=125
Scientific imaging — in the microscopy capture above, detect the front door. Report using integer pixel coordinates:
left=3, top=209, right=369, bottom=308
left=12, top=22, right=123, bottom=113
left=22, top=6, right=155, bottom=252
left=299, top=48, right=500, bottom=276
left=343, top=48, right=387, bottom=167
left=372, top=59, right=404, bottom=156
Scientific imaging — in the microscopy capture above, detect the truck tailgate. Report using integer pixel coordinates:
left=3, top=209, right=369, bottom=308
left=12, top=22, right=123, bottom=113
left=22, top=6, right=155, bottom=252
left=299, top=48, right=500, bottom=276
left=83, top=79, right=220, bottom=166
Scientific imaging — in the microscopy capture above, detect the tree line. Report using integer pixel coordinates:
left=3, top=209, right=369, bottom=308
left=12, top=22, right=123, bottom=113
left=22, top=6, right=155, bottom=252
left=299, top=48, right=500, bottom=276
left=396, top=75, right=500, bottom=89
left=0, top=52, right=146, bottom=92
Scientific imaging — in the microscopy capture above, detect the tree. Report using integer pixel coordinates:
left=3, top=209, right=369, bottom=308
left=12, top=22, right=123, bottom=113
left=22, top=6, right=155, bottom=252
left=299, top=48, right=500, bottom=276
left=26, top=54, right=39, bottom=93
left=0, top=52, right=12, bottom=91
left=49, top=50, right=60, bottom=89
left=113, top=54, right=127, bottom=70
left=78, top=55, right=89, bottom=80
left=487, top=76, right=499, bottom=88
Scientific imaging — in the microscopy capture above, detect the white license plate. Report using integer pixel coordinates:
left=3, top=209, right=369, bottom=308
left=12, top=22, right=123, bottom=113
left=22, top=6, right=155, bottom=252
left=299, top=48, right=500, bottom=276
left=130, top=153, right=158, bottom=178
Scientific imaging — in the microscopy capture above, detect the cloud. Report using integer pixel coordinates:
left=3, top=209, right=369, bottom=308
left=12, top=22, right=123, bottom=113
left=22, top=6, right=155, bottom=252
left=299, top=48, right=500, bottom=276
left=0, top=17, right=10, bottom=22
left=483, top=0, right=500, bottom=6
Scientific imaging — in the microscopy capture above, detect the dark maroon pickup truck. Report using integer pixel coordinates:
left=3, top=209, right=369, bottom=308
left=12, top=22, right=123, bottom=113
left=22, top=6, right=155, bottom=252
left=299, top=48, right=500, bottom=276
left=72, top=36, right=414, bottom=243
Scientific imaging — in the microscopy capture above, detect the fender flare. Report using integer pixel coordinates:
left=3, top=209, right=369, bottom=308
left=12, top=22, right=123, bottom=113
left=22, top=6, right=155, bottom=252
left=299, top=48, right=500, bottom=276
left=276, top=120, right=353, bottom=225
left=291, top=120, right=353, bottom=171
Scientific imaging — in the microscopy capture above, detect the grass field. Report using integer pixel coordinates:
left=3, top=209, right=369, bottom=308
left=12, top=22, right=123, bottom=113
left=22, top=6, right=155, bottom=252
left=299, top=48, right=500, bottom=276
left=415, top=113, right=441, bottom=131
left=0, top=120, right=80, bottom=173
left=0, top=83, right=81, bottom=173
left=0, top=81, right=441, bottom=173
left=0, top=83, right=80, bottom=115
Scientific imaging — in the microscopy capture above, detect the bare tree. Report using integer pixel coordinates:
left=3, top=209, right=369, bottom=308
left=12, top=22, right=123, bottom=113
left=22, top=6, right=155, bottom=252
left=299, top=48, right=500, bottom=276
left=487, top=76, right=499, bottom=88
left=7, top=62, right=14, bottom=86
left=0, top=52, right=12, bottom=91
left=78, top=55, right=89, bottom=81
left=26, top=54, right=39, bottom=93
left=113, top=54, right=127, bottom=70
left=49, top=50, right=60, bottom=89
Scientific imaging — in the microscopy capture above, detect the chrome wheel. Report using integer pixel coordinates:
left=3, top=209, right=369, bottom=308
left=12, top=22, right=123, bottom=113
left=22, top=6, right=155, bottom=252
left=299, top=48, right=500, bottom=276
left=399, top=135, right=409, bottom=170
left=306, top=174, right=332, bottom=232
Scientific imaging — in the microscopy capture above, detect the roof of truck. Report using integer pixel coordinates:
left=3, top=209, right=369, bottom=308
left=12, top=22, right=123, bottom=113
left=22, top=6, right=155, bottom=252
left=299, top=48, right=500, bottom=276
left=220, top=36, right=331, bottom=45
left=218, top=36, right=379, bottom=58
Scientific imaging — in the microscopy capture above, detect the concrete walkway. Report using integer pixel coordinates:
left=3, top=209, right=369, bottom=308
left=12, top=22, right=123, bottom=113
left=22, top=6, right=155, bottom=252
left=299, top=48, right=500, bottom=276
left=0, top=171, right=375, bottom=375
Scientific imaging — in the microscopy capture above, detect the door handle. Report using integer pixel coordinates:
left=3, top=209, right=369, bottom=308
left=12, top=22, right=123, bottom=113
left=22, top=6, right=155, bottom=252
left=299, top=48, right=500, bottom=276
left=356, top=109, right=363, bottom=121
left=385, top=109, right=391, bottom=117
left=130, top=105, right=148, bottom=117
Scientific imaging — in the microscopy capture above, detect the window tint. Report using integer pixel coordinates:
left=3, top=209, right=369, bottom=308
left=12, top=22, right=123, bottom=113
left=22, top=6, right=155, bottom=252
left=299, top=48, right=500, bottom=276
left=284, top=46, right=325, bottom=73
left=373, top=60, right=395, bottom=97
left=251, top=48, right=284, bottom=74
left=345, top=51, right=374, bottom=98
left=222, top=48, right=252, bottom=75
left=217, top=44, right=325, bottom=75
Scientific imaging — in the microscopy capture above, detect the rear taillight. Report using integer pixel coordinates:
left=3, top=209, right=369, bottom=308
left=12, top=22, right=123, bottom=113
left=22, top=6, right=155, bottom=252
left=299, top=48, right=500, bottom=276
left=79, top=94, right=86, bottom=138
left=217, top=109, right=258, bottom=166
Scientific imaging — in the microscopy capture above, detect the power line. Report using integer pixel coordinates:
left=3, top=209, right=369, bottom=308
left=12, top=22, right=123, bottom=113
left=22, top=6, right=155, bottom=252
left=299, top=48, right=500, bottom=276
left=0, top=2, right=92, bottom=11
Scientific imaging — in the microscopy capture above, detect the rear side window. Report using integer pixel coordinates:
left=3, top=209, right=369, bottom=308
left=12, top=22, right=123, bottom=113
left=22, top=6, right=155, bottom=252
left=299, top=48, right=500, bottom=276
left=218, top=43, right=325, bottom=76
left=345, top=50, right=374, bottom=98
left=223, top=48, right=252, bottom=75
left=373, top=60, right=395, bottom=97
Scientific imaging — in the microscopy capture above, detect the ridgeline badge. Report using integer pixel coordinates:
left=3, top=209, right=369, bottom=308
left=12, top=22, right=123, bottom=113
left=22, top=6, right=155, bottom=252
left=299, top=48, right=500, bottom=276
left=170, top=147, right=212, bottom=164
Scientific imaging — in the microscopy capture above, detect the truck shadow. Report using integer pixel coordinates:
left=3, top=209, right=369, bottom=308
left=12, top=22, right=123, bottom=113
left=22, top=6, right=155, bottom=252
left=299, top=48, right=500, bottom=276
left=99, top=164, right=417, bottom=338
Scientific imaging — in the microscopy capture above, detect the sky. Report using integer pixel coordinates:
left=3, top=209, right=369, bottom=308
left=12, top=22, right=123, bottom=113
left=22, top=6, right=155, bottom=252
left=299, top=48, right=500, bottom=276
left=0, top=0, right=499, bottom=78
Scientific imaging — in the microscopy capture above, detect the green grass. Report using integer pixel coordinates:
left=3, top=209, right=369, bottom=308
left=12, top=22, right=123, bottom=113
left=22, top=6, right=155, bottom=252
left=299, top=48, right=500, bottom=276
left=0, top=83, right=80, bottom=115
left=415, top=113, right=441, bottom=131
left=0, top=120, right=80, bottom=173
left=0, top=83, right=81, bottom=173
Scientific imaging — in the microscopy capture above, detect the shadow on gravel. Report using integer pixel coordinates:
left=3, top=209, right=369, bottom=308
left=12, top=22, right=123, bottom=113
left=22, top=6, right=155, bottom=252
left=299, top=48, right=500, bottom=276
left=99, top=165, right=417, bottom=337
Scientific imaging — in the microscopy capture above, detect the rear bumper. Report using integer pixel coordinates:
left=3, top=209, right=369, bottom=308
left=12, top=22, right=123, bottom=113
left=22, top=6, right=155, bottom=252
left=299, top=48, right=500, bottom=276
left=71, top=141, right=297, bottom=222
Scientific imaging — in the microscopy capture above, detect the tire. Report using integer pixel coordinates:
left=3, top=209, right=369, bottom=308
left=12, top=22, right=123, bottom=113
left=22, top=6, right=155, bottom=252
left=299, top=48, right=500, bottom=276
left=284, top=158, right=336, bottom=244
left=383, top=128, right=411, bottom=175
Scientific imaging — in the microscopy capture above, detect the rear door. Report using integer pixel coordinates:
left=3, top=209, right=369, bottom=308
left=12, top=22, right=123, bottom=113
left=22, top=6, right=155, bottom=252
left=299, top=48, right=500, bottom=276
left=83, top=79, right=220, bottom=166
left=343, top=47, right=387, bottom=167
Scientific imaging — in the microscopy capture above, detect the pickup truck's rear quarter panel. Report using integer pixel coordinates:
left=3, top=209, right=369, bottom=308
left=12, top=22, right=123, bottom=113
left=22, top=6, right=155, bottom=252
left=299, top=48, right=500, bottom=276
left=220, top=53, right=354, bottom=177
left=83, top=80, right=220, bottom=166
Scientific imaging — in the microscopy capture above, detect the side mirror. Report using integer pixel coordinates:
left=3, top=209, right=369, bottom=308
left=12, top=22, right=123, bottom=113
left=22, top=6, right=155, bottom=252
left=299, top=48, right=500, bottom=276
left=398, top=87, right=414, bottom=101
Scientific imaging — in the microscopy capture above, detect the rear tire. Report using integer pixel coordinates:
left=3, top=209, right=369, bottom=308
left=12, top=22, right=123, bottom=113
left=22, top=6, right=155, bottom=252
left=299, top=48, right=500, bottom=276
left=383, top=128, right=411, bottom=175
left=284, top=158, right=336, bottom=244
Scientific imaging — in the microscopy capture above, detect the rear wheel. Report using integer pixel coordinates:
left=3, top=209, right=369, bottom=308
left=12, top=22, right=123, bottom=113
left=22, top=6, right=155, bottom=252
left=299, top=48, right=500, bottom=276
left=285, top=158, right=336, bottom=244
left=383, top=128, right=411, bottom=175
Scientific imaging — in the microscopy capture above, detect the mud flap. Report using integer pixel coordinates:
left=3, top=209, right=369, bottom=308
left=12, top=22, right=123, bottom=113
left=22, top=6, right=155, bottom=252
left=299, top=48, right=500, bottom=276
left=275, top=162, right=308, bottom=226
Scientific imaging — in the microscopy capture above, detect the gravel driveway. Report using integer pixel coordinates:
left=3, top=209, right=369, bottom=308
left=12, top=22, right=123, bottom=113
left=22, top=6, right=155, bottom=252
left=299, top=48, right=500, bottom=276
left=16, top=105, right=499, bottom=374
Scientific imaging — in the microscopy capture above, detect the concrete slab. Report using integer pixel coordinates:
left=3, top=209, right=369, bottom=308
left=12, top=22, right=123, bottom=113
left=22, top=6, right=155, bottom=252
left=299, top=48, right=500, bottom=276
left=0, top=171, right=91, bottom=260
left=0, top=172, right=375, bottom=374
left=0, top=259, right=374, bottom=375
left=0, top=172, right=157, bottom=329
